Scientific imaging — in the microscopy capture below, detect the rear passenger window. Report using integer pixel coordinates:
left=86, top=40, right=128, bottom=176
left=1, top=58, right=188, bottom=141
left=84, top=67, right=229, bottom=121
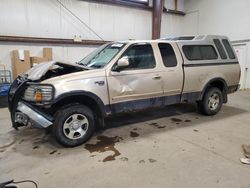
left=120, top=44, right=156, bottom=70
left=158, top=43, right=177, bottom=67
left=200, top=46, right=218, bottom=60
left=182, top=45, right=218, bottom=60
left=183, top=45, right=202, bottom=60
left=222, top=39, right=235, bottom=59
left=213, top=39, right=227, bottom=59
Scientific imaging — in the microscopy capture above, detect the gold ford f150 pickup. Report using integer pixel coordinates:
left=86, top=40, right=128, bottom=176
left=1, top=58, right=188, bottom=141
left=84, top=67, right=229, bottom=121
left=8, top=35, right=241, bottom=147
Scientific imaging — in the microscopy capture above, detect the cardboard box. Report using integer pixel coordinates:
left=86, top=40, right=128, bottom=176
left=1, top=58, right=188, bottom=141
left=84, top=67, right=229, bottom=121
left=43, top=48, right=52, bottom=61
left=11, top=50, right=31, bottom=79
left=30, top=57, right=49, bottom=67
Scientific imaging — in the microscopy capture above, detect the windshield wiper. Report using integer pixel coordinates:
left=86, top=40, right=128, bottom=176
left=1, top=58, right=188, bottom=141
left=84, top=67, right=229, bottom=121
left=76, top=62, right=93, bottom=70
left=89, top=64, right=102, bottom=69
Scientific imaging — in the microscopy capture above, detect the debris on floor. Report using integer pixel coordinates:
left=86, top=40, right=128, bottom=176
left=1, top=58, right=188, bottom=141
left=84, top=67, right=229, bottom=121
left=242, top=144, right=250, bottom=158
left=240, top=144, right=250, bottom=165
left=240, top=158, right=250, bottom=165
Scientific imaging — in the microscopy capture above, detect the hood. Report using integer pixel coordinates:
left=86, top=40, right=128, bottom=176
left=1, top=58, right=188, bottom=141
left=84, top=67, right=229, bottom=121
left=25, top=61, right=86, bottom=81
left=42, top=67, right=106, bottom=85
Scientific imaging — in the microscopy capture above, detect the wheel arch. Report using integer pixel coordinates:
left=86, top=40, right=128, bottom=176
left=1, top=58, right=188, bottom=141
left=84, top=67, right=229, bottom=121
left=50, top=91, right=110, bottom=127
left=199, top=78, right=228, bottom=103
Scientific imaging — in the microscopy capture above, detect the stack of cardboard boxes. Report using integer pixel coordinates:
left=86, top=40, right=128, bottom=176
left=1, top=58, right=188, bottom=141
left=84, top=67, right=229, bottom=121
left=11, top=50, right=31, bottom=79
left=11, top=48, right=53, bottom=79
left=30, top=48, right=53, bottom=67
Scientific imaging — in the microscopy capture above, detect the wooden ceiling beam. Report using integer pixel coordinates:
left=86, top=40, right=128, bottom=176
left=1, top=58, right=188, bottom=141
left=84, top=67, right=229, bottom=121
left=81, top=0, right=152, bottom=11
left=0, top=35, right=108, bottom=46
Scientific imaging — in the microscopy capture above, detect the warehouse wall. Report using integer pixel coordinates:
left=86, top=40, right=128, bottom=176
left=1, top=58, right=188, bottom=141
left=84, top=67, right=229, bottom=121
left=161, top=0, right=184, bottom=37
left=0, top=0, right=183, bottom=75
left=182, top=0, right=250, bottom=89
left=0, top=0, right=184, bottom=40
left=161, top=14, right=183, bottom=38
left=182, top=0, right=250, bottom=41
left=0, top=0, right=152, bottom=40
left=0, top=43, right=95, bottom=74
left=232, top=42, right=250, bottom=89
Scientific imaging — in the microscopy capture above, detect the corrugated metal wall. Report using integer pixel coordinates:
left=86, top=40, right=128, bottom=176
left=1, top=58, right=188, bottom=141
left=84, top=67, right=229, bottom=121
left=0, top=0, right=184, bottom=74
left=0, top=0, right=153, bottom=40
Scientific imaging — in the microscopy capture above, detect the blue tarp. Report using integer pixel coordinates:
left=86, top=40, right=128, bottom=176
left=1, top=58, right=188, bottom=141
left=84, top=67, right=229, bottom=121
left=0, top=84, right=10, bottom=96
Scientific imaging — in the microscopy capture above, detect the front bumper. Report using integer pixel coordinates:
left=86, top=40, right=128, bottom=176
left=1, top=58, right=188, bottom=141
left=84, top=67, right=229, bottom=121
left=8, top=76, right=54, bottom=129
left=16, top=102, right=53, bottom=128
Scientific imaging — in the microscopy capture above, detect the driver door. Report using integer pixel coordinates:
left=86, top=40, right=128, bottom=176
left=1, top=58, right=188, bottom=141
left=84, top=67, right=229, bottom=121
left=106, top=43, right=164, bottom=113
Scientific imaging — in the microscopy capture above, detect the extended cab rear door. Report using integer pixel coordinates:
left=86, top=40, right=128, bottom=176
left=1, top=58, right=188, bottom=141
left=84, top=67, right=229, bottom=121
left=157, top=42, right=184, bottom=104
left=106, top=43, right=164, bottom=113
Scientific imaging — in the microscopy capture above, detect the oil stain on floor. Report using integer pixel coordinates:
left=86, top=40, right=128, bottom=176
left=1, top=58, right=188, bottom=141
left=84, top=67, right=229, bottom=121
left=33, top=145, right=40, bottom=150
left=170, top=118, right=182, bottom=123
left=84, top=135, right=122, bottom=162
left=130, top=131, right=139, bottom=138
left=120, top=157, right=128, bottom=161
left=148, top=158, right=157, bottom=163
left=49, top=150, right=57, bottom=155
left=149, top=122, right=166, bottom=129
left=171, top=118, right=192, bottom=124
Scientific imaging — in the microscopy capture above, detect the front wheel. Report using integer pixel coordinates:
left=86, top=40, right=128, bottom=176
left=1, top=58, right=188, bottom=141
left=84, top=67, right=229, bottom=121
left=198, top=87, right=223, bottom=116
left=53, top=104, right=95, bottom=147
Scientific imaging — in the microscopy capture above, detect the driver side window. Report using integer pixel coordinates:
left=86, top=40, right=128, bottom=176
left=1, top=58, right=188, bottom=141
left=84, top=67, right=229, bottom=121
left=120, top=44, right=156, bottom=70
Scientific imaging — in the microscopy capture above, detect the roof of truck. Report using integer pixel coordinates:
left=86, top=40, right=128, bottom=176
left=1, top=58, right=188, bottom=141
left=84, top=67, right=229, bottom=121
left=117, top=35, right=230, bottom=44
left=160, top=35, right=229, bottom=41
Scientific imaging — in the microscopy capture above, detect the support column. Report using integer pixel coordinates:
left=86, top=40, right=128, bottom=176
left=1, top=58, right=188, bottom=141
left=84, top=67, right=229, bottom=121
left=174, top=0, right=178, bottom=10
left=152, top=0, right=164, bottom=39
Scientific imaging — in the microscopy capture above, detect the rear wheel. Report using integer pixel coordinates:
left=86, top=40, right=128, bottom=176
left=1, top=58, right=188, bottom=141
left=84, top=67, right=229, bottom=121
left=198, top=87, right=223, bottom=115
left=53, top=104, right=95, bottom=147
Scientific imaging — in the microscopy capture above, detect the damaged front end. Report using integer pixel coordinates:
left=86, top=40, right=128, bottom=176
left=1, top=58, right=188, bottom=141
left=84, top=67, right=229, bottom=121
left=8, top=61, right=87, bottom=129
left=26, top=60, right=86, bottom=81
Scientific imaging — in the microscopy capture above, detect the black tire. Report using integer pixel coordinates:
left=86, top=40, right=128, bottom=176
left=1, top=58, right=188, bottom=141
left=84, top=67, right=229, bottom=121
left=198, top=87, right=223, bottom=116
left=52, top=104, right=95, bottom=147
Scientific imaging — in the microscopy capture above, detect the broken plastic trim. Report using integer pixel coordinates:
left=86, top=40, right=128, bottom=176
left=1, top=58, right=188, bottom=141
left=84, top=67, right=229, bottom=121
left=16, top=102, right=53, bottom=128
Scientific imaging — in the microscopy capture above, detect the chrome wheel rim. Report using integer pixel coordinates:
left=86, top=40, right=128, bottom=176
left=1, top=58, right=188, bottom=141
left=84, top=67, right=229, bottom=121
left=208, top=93, right=220, bottom=111
left=63, top=114, right=89, bottom=140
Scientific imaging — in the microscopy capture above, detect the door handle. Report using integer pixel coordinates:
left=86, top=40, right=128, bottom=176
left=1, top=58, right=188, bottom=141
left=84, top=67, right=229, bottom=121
left=153, top=74, right=161, bottom=80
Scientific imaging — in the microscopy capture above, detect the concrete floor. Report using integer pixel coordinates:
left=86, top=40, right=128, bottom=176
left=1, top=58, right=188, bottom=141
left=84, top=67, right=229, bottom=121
left=0, top=90, right=250, bottom=188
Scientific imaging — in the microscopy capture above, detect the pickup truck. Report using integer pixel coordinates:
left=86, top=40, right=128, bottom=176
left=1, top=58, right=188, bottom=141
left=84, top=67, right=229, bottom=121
left=8, top=35, right=241, bottom=147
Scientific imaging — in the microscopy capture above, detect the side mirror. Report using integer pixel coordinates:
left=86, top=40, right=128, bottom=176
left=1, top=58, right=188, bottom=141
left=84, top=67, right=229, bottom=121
left=113, top=57, right=129, bottom=71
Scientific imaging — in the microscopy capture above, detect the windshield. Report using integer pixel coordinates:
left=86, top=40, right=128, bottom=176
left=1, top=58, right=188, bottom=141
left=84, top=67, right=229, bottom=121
left=78, top=42, right=126, bottom=69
